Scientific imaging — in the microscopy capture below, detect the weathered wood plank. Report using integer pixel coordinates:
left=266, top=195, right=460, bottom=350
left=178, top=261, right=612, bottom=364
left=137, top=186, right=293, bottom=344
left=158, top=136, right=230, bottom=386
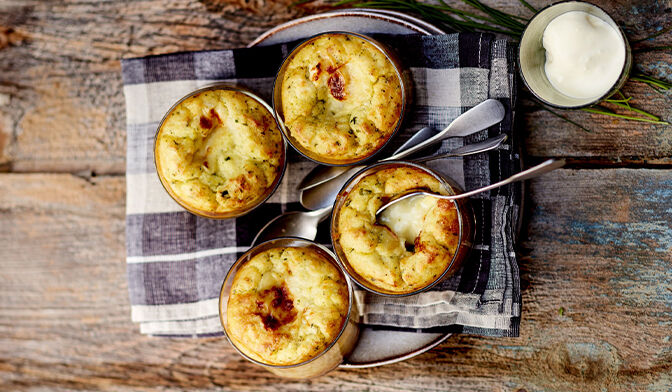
left=1, top=170, right=670, bottom=391
left=0, top=0, right=317, bottom=174
left=0, top=0, right=669, bottom=173
left=522, top=81, right=672, bottom=163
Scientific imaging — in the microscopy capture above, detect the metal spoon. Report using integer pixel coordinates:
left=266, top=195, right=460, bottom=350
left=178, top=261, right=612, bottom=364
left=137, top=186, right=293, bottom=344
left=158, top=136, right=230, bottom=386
left=297, top=126, right=439, bottom=191
left=252, top=135, right=508, bottom=245
left=375, top=159, right=566, bottom=217
left=300, top=133, right=508, bottom=210
left=298, top=99, right=505, bottom=191
left=252, top=207, right=331, bottom=246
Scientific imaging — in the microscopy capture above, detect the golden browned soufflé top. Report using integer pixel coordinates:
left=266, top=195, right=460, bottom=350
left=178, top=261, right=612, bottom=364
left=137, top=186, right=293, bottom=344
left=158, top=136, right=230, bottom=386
left=155, top=89, right=283, bottom=215
left=226, top=247, right=349, bottom=365
left=334, top=166, right=460, bottom=293
left=281, top=33, right=403, bottom=162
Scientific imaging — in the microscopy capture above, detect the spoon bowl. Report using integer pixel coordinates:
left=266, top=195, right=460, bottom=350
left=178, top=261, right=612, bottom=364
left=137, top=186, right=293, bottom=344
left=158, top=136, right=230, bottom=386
left=251, top=207, right=332, bottom=246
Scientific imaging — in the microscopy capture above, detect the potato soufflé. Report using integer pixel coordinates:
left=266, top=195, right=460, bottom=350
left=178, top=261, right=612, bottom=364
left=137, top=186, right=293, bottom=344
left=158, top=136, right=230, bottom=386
left=334, top=166, right=461, bottom=294
left=155, top=89, right=283, bottom=216
left=226, top=247, right=349, bottom=365
left=280, top=33, right=403, bottom=163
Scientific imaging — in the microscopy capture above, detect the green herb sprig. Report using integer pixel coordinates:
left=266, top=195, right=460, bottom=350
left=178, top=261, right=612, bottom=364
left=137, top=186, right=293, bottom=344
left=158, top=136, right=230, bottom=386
left=330, top=0, right=527, bottom=37
left=296, top=0, right=670, bottom=128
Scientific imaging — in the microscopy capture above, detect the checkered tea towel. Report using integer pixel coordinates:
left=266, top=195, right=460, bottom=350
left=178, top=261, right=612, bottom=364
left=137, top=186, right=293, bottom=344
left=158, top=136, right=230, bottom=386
left=122, top=32, right=521, bottom=337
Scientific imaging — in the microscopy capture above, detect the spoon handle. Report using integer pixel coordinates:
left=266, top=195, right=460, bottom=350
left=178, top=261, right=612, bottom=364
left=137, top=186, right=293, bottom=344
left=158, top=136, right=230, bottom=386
left=376, top=159, right=564, bottom=216
left=298, top=100, right=504, bottom=192
left=414, top=134, right=507, bottom=163
left=384, top=99, right=505, bottom=161
left=392, top=126, right=438, bottom=155
left=446, top=159, right=565, bottom=200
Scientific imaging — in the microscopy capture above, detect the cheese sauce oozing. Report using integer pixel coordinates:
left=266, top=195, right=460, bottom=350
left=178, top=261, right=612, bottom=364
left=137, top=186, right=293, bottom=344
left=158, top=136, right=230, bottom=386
left=379, top=194, right=437, bottom=246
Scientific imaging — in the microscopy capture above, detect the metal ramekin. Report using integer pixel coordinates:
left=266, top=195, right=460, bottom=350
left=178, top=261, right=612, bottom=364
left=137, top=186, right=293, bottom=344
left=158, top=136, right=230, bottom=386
left=330, top=161, right=474, bottom=297
left=218, top=237, right=360, bottom=379
left=518, top=1, right=632, bottom=109
left=272, top=31, right=411, bottom=166
left=154, top=84, right=287, bottom=219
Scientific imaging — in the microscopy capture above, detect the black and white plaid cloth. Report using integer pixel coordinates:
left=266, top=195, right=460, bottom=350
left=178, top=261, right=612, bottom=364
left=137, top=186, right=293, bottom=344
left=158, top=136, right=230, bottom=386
left=122, top=32, right=521, bottom=337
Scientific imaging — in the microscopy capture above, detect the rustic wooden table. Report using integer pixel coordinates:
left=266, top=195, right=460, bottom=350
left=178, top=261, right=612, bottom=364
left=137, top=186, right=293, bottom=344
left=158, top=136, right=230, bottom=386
left=1, top=1, right=670, bottom=391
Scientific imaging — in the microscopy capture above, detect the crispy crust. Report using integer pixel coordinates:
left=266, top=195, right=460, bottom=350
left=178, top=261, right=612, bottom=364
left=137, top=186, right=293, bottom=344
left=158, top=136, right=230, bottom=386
left=227, top=247, right=349, bottom=365
left=335, top=167, right=460, bottom=293
left=156, top=90, right=283, bottom=215
left=281, top=33, right=403, bottom=162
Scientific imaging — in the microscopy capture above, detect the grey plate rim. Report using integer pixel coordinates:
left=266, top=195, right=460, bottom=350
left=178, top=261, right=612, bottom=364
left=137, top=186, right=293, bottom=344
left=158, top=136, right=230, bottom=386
left=249, top=8, right=453, bottom=369
left=338, top=331, right=452, bottom=369
left=248, top=8, right=445, bottom=48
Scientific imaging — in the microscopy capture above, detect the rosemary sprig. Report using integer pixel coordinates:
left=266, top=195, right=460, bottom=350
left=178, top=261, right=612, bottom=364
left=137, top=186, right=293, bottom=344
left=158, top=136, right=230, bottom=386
left=581, top=107, right=669, bottom=125
left=584, top=89, right=669, bottom=124
left=630, top=73, right=672, bottom=92
left=460, top=0, right=527, bottom=31
left=333, top=0, right=524, bottom=36
left=538, top=104, right=592, bottom=133
left=517, top=0, right=536, bottom=13
left=299, top=0, right=670, bottom=126
left=603, top=91, right=660, bottom=120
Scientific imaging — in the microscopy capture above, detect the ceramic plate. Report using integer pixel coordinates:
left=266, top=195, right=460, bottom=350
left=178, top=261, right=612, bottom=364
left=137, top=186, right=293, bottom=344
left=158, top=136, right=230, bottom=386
left=250, top=9, right=451, bottom=369
left=248, top=8, right=444, bottom=47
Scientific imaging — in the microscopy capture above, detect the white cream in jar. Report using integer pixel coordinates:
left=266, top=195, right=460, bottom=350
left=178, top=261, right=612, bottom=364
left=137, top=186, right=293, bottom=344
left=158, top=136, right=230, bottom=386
left=542, top=10, right=625, bottom=99
left=378, top=194, right=436, bottom=246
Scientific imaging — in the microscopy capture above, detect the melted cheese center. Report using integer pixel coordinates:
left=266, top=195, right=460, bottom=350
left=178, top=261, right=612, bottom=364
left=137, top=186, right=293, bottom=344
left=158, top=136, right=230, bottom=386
left=379, top=194, right=437, bottom=246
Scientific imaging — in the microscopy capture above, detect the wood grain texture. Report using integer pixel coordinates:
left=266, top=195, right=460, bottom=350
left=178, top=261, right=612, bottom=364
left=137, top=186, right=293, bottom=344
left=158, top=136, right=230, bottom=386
left=0, top=0, right=669, bottom=174
left=0, top=0, right=319, bottom=174
left=1, top=169, right=671, bottom=391
left=1, top=0, right=671, bottom=390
